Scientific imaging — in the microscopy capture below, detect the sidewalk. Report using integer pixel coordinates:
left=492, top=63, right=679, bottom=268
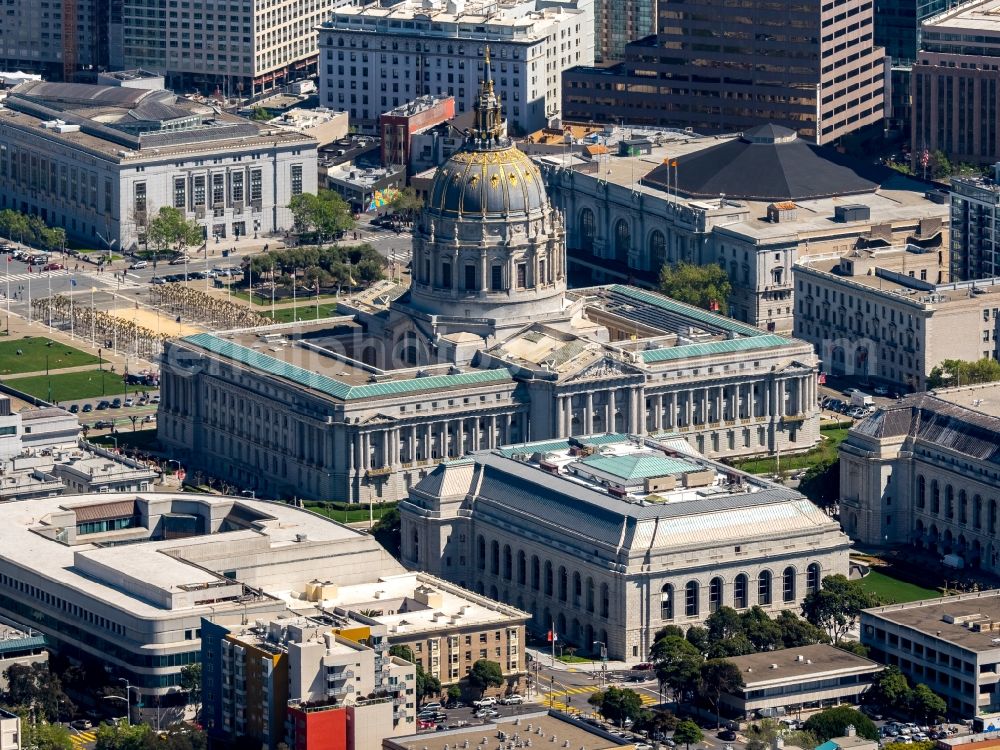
left=527, top=646, right=631, bottom=673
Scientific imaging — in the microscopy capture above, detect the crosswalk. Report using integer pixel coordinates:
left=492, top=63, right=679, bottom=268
left=70, top=730, right=97, bottom=748
left=543, top=685, right=658, bottom=714
left=1, top=269, right=70, bottom=285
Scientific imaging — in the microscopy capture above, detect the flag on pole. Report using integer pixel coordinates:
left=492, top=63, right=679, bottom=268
left=70, top=277, right=77, bottom=287
left=547, top=629, right=558, bottom=643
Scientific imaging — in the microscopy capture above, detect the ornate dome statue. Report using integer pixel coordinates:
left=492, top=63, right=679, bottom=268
left=407, top=48, right=567, bottom=328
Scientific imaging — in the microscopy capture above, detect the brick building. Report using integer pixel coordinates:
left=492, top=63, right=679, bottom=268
left=379, top=95, right=456, bottom=173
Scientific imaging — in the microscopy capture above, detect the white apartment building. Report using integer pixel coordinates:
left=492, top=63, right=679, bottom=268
left=317, top=0, right=595, bottom=135
left=0, top=81, right=316, bottom=250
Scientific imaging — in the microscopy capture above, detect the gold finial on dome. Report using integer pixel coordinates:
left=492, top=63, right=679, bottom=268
left=473, top=45, right=505, bottom=145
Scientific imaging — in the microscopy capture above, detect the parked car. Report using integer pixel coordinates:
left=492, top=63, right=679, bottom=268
left=499, top=695, right=523, bottom=705
left=129, top=260, right=148, bottom=270
left=151, top=276, right=166, bottom=285
left=143, top=414, right=155, bottom=423
left=93, top=420, right=114, bottom=429
left=473, top=697, right=497, bottom=708
left=150, top=394, right=161, bottom=403
left=123, top=397, right=135, bottom=407
left=71, top=720, right=93, bottom=731
left=69, top=404, right=79, bottom=413
left=874, top=385, right=889, bottom=396
left=718, top=730, right=737, bottom=741
left=421, top=703, right=442, bottom=712
left=96, top=400, right=110, bottom=410
left=417, top=720, right=435, bottom=730
left=82, top=403, right=93, bottom=412
left=848, top=406, right=866, bottom=419
left=169, top=255, right=190, bottom=265
left=111, top=397, right=122, bottom=408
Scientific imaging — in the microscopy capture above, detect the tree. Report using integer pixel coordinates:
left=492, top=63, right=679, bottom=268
left=23, top=721, right=73, bottom=750
left=797, top=459, right=840, bottom=512
left=388, top=187, right=425, bottom=220
left=659, top=262, right=733, bottom=314
left=447, top=685, right=462, bottom=704
left=697, top=659, right=744, bottom=728
left=803, top=706, right=878, bottom=742
left=249, top=107, right=273, bottom=122
left=835, top=640, right=870, bottom=657
left=651, top=635, right=703, bottom=702
left=801, top=574, right=880, bottom=644
left=95, top=723, right=152, bottom=750
left=673, top=719, right=704, bottom=750
left=745, top=719, right=817, bottom=750
left=147, top=207, right=203, bottom=257
left=597, top=687, right=646, bottom=728
left=179, top=663, right=202, bottom=716
left=928, top=358, right=1000, bottom=388
left=288, top=190, right=355, bottom=243
left=868, top=666, right=911, bottom=714
left=389, top=645, right=441, bottom=700
left=775, top=611, right=829, bottom=648
left=467, top=659, right=503, bottom=697
left=3, top=663, right=74, bottom=721
left=705, top=608, right=752, bottom=658
left=909, top=683, right=946, bottom=723
left=739, top=607, right=783, bottom=653
left=685, top=626, right=710, bottom=655
left=589, top=691, right=605, bottom=711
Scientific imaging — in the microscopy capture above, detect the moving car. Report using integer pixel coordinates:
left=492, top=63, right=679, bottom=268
left=42, top=262, right=63, bottom=271
left=168, top=255, right=190, bottom=265
left=93, top=420, right=115, bottom=429
left=151, top=276, right=166, bottom=285
left=129, top=260, right=148, bottom=270
left=718, top=730, right=738, bottom=741
left=71, top=720, right=93, bottom=731
left=473, top=697, right=497, bottom=708
left=498, top=695, right=523, bottom=705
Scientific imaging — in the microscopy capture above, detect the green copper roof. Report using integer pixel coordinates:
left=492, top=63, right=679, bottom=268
left=183, top=333, right=512, bottom=401
left=497, top=433, right=630, bottom=458
left=641, top=334, right=791, bottom=363
left=578, top=453, right=701, bottom=482
left=607, top=284, right=764, bottom=337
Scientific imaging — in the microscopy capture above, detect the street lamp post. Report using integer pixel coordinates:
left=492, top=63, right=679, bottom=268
left=593, top=641, right=608, bottom=687
left=102, top=678, right=133, bottom=726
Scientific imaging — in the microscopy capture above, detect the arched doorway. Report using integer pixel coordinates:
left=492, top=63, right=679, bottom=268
left=579, top=209, right=596, bottom=252
left=614, top=219, right=630, bottom=264
left=649, top=230, right=666, bottom=272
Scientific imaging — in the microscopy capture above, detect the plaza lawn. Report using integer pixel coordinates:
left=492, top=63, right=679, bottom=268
left=859, top=570, right=941, bottom=603
left=6, top=368, right=124, bottom=402
left=232, top=288, right=342, bottom=307
left=732, top=425, right=850, bottom=475
left=264, top=304, right=341, bottom=323
left=0, top=336, right=99, bottom=375
left=304, top=501, right=397, bottom=525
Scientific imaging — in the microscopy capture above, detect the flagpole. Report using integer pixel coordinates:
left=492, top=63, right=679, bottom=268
left=27, top=272, right=31, bottom=325
left=70, top=277, right=74, bottom=339
left=551, top=620, right=556, bottom=668
left=270, top=263, right=275, bottom=320
left=5, top=256, right=9, bottom=334
left=91, top=285, right=96, bottom=347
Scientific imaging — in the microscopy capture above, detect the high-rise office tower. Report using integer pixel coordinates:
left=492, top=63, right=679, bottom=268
left=594, top=0, right=654, bottom=62
left=563, top=0, right=885, bottom=144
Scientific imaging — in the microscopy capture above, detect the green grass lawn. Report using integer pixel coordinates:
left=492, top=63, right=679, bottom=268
left=0, top=336, right=99, bottom=375
left=6, top=368, right=124, bottom=402
left=556, top=654, right=592, bottom=663
left=231, top=288, right=343, bottom=307
left=304, top=501, right=397, bottom=524
left=859, top=569, right=941, bottom=604
left=733, top=425, right=850, bottom=475
left=264, top=304, right=341, bottom=323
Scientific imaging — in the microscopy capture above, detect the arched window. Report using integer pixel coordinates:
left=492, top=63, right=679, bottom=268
left=661, top=584, right=674, bottom=620
left=806, top=563, right=821, bottom=594
left=734, top=574, right=749, bottom=609
left=709, top=577, right=723, bottom=613
left=579, top=209, right=596, bottom=252
left=960, top=490, right=968, bottom=524
left=931, top=481, right=940, bottom=514
left=917, top=475, right=926, bottom=509
left=782, top=566, right=796, bottom=603
left=649, top=230, right=666, bottom=271
left=490, top=584, right=498, bottom=600
left=517, top=551, right=527, bottom=585
left=991, top=499, right=998, bottom=534
left=945, top=485, right=955, bottom=519
left=758, top=570, right=772, bottom=606
left=573, top=572, right=583, bottom=606
left=490, top=540, right=499, bottom=575
left=477, top=535, right=486, bottom=570
left=544, top=561, right=553, bottom=596
left=586, top=577, right=595, bottom=613
left=530, top=555, right=539, bottom=590
left=685, top=581, right=699, bottom=617
left=600, top=583, right=610, bottom=619
left=975, top=495, right=983, bottom=529
left=502, top=544, right=512, bottom=580
left=558, top=566, right=568, bottom=601
left=614, top=219, right=631, bottom=264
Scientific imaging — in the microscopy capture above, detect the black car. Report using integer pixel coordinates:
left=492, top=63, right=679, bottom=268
left=69, top=404, right=79, bottom=413
left=94, top=420, right=114, bottom=429
left=96, top=400, right=110, bottom=410
left=82, top=403, right=93, bottom=412
left=718, top=730, right=738, bottom=741
left=188, top=271, right=206, bottom=280
left=111, top=398, right=122, bottom=408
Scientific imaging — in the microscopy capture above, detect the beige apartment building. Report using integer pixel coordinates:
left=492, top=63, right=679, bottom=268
left=794, top=247, right=1000, bottom=391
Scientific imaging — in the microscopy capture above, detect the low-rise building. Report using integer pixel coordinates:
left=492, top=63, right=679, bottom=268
left=19, top=407, right=81, bottom=452
left=839, top=383, right=1000, bottom=563
left=402, top=434, right=850, bottom=661
left=816, top=729, right=880, bottom=750
left=0, top=619, right=47, bottom=690
left=0, top=81, right=317, bottom=250
left=380, top=96, right=456, bottom=174
left=0, top=710, right=19, bottom=750
left=203, top=613, right=416, bottom=750
left=861, top=590, right=1000, bottom=718
left=49, top=446, right=157, bottom=494
left=793, top=249, right=1000, bottom=392
left=324, top=164, right=406, bottom=213
left=268, top=108, right=349, bottom=148
left=719, top=644, right=882, bottom=719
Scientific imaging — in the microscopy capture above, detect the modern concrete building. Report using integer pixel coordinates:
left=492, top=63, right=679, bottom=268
left=537, top=124, right=949, bottom=335
left=49, top=446, right=158, bottom=494
left=839, top=383, right=1000, bottom=567
left=380, top=95, right=456, bottom=173
left=793, top=249, right=1000, bottom=392
left=561, top=0, right=885, bottom=145
left=861, top=590, right=1000, bottom=717
left=951, top=172, right=1000, bottom=281
left=203, top=613, right=416, bottom=750
left=317, top=0, right=595, bottom=135
left=719, top=644, right=882, bottom=718
left=0, top=81, right=317, bottom=251
left=912, top=0, right=1000, bottom=168
left=0, top=0, right=109, bottom=81
left=401, top=433, right=851, bottom=660
left=160, top=72, right=824, bottom=505
left=593, top=0, right=654, bottom=63
left=274, top=573, right=528, bottom=692
left=0, top=619, right=47, bottom=691
left=0, top=492, right=403, bottom=710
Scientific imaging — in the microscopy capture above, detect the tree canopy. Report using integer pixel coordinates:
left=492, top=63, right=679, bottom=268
left=467, top=659, right=503, bottom=696
left=745, top=718, right=817, bottom=750
left=801, top=574, right=880, bottom=644
left=659, top=262, right=732, bottom=314
left=928, top=358, right=1000, bottom=388
left=803, top=706, right=878, bottom=742
left=673, top=719, right=704, bottom=750
left=3, top=663, right=74, bottom=721
left=696, top=659, right=744, bottom=728
left=651, top=635, right=702, bottom=701
left=590, top=687, right=647, bottom=727
left=245, top=244, right=384, bottom=290
left=147, top=207, right=203, bottom=255
left=388, top=187, right=425, bottom=218
left=288, top=189, right=355, bottom=242
left=0, top=209, right=67, bottom=252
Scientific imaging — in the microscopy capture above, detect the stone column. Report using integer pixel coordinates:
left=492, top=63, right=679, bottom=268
left=609, top=389, right=617, bottom=433
left=636, top=386, right=646, bottom=435
left=347, top=431, right=356, bottom=473
left=457, top=418, right=465, bottom=456
left=654, top=394, right=663, bottom=432
left=409, top=425, right=418, bottom=462
left=490, top=414, right=498, bottom=447
left=423, top=423, right=431, bottom=461
left=361, top=432, right=370, bottom=471
left=714, top=387, right=722, bottom=422
left=585, top=392, right=594, bottom=434
left=778, top=379, right=786, bottom=418
left=685, top=390, right=693, bottom=427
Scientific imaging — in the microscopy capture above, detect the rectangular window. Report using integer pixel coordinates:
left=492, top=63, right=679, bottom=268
left=231, top=172, right=244, bottom=203
left=491, top=265, right=502, bottom=290
left=134, top=182, right=147, bottom=212
left=212, top=173, right=225, bottom=206
left=250, top=169, right=262, bottom=203
left=104, top=178, right=113, bottom=213
left=516, top=262, right=526, bottom=288
left=193, top=175, right=206, bottom=206
left=464, top=264, right=476, bottom=290
left=174, top=177, right=186, bottom=209
left=290, top=164, right=303, bottom=196
left=441, top=262, right=452, bottom=289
